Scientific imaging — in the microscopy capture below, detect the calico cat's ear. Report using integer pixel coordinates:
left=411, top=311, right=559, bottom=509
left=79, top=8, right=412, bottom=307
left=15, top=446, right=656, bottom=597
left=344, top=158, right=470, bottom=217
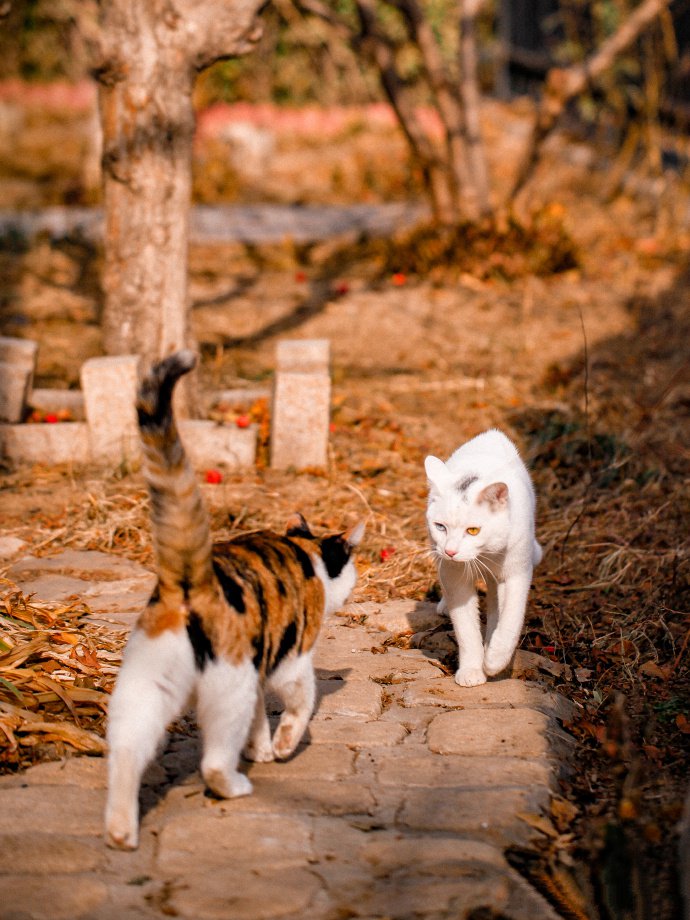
left=425, top=456, right=452, bottom=494
left=478, top=482, right=508, bottom=509
left=286, top=512, right=313, bottom=538
left=344, top=520, right=366, bottom=548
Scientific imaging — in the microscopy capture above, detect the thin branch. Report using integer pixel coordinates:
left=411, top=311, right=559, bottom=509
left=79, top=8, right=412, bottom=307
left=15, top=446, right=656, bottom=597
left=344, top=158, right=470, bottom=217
left=510, top=0, right=673, bottom=199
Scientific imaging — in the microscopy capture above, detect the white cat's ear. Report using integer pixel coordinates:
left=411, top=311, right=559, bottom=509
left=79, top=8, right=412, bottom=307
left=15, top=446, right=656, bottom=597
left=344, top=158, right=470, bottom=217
left=345, top=520, right=366, bottom=547
left=425, top=456, right=452, bottom=494
left=478, top=482, right=508, bottom=509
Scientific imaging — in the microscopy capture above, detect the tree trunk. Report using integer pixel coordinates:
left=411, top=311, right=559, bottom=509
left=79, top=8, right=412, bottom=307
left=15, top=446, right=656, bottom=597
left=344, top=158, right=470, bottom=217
left=94, top=0, right=263, bottom=412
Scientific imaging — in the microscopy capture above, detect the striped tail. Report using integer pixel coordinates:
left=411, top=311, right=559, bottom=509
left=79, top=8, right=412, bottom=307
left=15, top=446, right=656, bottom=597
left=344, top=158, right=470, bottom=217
left=136, top=350, right=214, bottom=606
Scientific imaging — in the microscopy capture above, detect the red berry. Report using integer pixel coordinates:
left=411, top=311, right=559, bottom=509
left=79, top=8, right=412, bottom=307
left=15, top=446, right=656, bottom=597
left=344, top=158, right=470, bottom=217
left=236, top=415, right=250, bottom=429
left=391, top=272, right=407, bottom=286
left=295, top=270, right=307, bottom=283
left=380, top=546, right=396, bottom=562
left=43, top=413, right=59, bottom=424
left=334, top=281, right=350, bottom=295
left=205, top=469, right=223, bottom=484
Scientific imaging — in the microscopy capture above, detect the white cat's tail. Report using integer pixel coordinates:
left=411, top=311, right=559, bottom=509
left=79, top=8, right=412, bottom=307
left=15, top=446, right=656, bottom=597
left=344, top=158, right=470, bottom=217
left=136, top=350, right=215, bottom=605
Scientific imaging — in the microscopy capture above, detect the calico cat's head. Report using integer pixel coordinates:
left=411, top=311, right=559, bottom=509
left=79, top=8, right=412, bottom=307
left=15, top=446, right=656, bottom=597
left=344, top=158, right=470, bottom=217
left=424, top=455, right=509, bottom=562
left=286, top=513, right=365, bottom=614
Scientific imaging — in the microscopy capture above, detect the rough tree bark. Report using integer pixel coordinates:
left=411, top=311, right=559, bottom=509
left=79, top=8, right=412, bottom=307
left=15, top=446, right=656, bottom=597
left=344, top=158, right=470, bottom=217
left=93, top=1, right=263, bottom=412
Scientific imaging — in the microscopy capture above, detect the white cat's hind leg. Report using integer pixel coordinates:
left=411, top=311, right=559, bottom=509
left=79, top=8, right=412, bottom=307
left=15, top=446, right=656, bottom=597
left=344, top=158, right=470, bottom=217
left=198, top=656, right=257, bottom=798
left=105, top=627, right=195, bottom=850
left=268, top=652, right=315, bottom=760
left=243, top=685, right=274, bottom=763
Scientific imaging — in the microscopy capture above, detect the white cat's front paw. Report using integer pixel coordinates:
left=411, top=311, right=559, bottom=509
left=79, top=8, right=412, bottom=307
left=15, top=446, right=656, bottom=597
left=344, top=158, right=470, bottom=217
left=436, top=597, right=448, bottom=615
left=483, top=644, right=512, bottom=676
left=455, top=667, right=487, bottom=687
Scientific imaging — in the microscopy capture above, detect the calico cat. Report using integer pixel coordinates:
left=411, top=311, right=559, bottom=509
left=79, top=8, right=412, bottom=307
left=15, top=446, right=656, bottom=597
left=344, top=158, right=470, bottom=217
left=105, top=350, right=364, bottom=849
left=425, top=429, right=542, bottom=687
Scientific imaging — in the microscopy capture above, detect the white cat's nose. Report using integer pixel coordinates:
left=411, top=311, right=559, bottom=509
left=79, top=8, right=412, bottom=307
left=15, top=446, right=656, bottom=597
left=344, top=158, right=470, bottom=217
left=445, top=547, right=457, bottom=558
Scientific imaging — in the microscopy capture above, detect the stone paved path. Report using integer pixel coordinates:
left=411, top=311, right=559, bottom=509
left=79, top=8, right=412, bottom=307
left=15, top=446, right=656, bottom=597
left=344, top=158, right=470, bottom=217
left=1, top=550, right=572, bottom=920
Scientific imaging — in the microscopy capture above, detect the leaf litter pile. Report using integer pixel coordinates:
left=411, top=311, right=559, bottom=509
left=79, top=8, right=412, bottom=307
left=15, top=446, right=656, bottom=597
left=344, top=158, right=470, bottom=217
left=0, top=211, right=688, bottom=918
left=0, top=581, right=124, bottom=767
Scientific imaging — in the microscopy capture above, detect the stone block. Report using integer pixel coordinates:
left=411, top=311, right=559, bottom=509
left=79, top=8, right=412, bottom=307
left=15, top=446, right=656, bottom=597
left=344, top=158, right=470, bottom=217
left=0, top=337, right=37, bottom=423
left=0, top=785, right=103, bottom=836
left=30, top=387, right=86, bottom=420
left=0, top=875, right=108, bottom=920
left=0, top=359, right=33, bottom=423
left=427, top=707, right=552, bottom=760
left=315, top=678, right=383, bottom=720
left=0, top=335, right=37, bottom=370
left=166, top=866, right=322, bottom=920
left=179, top=419, right=256, bottom=469
left=0, top=421, right=90, bottom=465
left=81, top=355, right=140, bottom=464
left=270, top=338, right=330, bottom=470
left=157, top=811, right=313, bottom=874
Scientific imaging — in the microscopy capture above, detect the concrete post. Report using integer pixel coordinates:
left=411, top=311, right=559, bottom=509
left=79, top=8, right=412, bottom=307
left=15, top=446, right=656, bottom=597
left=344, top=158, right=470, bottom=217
left=270, top=339, right=330, bottom=470
left=80, top=355, right=141, bottom=465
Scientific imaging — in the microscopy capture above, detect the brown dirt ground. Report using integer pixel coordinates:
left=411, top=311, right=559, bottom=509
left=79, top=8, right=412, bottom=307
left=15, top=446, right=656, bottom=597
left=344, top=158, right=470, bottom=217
left=1, top=113, right=689, bottom=919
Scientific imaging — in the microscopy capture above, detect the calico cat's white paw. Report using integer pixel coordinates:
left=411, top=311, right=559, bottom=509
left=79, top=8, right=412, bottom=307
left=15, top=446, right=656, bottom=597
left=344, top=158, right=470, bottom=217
left=272, top=720, right=301, bottom=760
left=203, top=765, right=253, bottom=799
left=455, top=667, right=487, bottom=687
left=105, top=811, right=139, bottom=851
left=483, top=644, right=512, bottom=676
left=243, top=740, right=275, bottom=763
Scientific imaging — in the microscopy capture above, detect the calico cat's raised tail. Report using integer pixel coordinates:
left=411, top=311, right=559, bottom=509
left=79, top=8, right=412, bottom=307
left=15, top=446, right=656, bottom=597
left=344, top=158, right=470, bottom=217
left=105, top=351, right=364, bottom=850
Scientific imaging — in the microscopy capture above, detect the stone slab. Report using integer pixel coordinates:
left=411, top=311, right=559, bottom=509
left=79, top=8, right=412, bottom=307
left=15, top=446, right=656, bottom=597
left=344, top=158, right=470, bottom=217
left=0, top=358, right=32, bottom=423
left=0, top=874, right=108, bottom=920
left=427, top=707, right=554, bottom=760
left=307, top=717, right=408, bottom=748
left=373, top=746, right=551, bottom=789
left=0, top=420, right=90, bottom=465
left=30, top=387, right=86, bottom=419
left=315, top=678, right=383, bottom=720
left=179, top=418, right=256, bottom=469
left=0, top=535, right=27, bottom=559
left=0, top=832, right=106, bottom=873
left=167, top=867, right=323, bottom=920
left=157, top=811, right=313, bottom=874
left=7, top=549, right=156, bottom=624
left=0, top=785, right=103, bottom=836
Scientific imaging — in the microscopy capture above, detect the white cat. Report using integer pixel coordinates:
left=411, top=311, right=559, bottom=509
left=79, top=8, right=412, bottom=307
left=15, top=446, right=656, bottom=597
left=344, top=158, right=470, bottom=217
left=425, top=429, right=542, bottom=687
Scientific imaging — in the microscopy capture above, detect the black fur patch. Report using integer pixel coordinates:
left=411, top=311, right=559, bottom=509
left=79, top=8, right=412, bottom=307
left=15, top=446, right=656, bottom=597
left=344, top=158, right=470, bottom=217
left=274, top=621, right=298, bottom=669
left=213, top=560, right=246, bottom=613
left=187, top=611, right=215, bottom=670
left=292, top=543, right=315, bottom=578
left=252, top=632, right=264, bottom=670
left=319, top=535, right=350, bottom=579
left=456, top=475, right=479, bottom=492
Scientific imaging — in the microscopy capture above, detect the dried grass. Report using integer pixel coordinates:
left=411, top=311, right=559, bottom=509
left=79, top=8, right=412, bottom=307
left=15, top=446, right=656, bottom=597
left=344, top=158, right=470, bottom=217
left=0, top=580, right=125, bottom=768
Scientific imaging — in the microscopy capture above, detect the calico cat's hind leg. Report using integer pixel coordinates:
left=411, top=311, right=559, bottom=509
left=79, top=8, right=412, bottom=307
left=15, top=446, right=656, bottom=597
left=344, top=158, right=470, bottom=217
left=197, top=657, right=257, bottom=798
left=243, top=685, right=274, bottom=763
left=268, top=653, right=316, bottom=760
left=105, top=628, right=195, bottom=850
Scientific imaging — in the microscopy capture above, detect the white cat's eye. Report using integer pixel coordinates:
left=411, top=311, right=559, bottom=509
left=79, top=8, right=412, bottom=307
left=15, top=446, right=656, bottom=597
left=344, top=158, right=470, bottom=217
left=466, top=526, right=481, bottom=536
left=434, top=522, right=447, bottom=533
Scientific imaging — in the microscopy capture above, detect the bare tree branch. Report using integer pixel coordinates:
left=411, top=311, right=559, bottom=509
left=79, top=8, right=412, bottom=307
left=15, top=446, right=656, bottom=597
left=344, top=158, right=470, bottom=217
left=511, top=0, right=673, bottom=200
